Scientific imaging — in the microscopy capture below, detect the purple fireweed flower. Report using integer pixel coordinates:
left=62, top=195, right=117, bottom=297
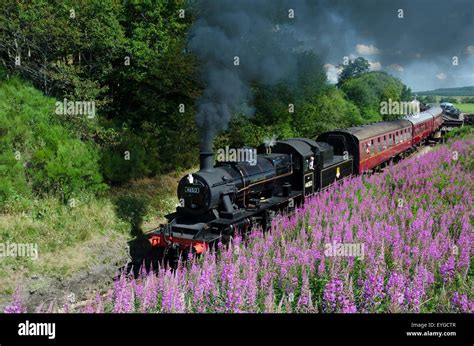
left=387, top=272, right=406, bottom=312
left=4, top=287, right=26, bottom=313
left=451, top=292, right=473, bottom=313
left=440, top=256, right=456, bottom=282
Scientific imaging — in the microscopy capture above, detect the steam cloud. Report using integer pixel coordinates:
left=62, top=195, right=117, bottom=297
left=188, top=0, right=474, bottom=148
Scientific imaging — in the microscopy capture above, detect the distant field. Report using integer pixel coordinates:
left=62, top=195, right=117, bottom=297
left=455, top=103, right=474, bottom=113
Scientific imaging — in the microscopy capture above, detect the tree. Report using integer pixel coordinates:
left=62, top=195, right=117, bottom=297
left=1, top=0, right=202, bottom=180
left=401, top=85, right=412, bottom=101
left=337, top=57, right=370, bottom=86
left=341, top=71, right=407, bottom=121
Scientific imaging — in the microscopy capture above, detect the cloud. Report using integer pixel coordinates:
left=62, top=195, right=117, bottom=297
left=324, top=63, right=340, bottom=84
left=436, top=73, right=447, bottom=80
left=457, top=72, right=474, bottom=80
left=369, top=61, right=382, bottom=71
left=356, top=44, right=381, bottom=55
left=466, top=45, right=474, bottom=55
left=389, top=64, right=404, bottom=72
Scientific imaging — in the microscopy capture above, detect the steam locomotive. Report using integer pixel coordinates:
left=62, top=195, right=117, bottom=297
left=147, top=107, right=444, bottom=257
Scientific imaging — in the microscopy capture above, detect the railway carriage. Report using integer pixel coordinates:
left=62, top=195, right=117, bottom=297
left=404, top=107, right=443, bottom=145
left=431, top=107, right=444, bottom=131
left=317, top=120, right=412, bottom=174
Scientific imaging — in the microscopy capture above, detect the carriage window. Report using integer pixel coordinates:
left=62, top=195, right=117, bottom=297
left=383, top=135, right=387, bottom=149
left=377, top=138, right=381, bottom=152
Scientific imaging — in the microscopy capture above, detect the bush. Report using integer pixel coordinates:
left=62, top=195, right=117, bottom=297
left=114, top=194, right=149, bottom=235
left=0, top=77, right=106, bottom=211
left=445, top=126, right=473, bottom=139
left=30, top=137, right=107, bottom=200
left=440, top=97, right=459, bottom=104
left=100, top=134, right=149, bottom=184
left=292, top=88, right=362, bottom=138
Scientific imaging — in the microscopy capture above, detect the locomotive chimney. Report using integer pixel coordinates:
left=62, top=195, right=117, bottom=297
left=199, top=142, right=214, bottom=172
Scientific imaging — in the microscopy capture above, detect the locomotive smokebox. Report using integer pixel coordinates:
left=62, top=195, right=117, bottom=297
left=199, top=142, right=214, bottom=172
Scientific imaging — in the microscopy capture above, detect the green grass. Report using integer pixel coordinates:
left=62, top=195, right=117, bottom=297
left=0, top=168, right=187, bottom=306
left=454, top=103, right=474, bottom=113
left=445, top=126, right=474, bottom=140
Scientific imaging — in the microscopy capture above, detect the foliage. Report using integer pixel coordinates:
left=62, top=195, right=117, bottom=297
left=114, top=194, right=149, bottom=235
left=0, top=76, right=106, bottom=212
left=445, top=126, right=473, bottom=139
left=461, top=97, right=474, bottom=104
left=417, top=86, right=474, bottom=97
left=0, top=0, right=200, bottom=179
left=219, top=53, right=364, bottom=149
left=337, top=57, right=370, bottom=86
left=400, top=85, right=412, bottom=101
left=440, top=97, right=460, bottom=104
left=341, top=71, right=406, bottom=121
left=0, top=0, right=126, bottom=139
left=418, top=95, right=437, bottom=104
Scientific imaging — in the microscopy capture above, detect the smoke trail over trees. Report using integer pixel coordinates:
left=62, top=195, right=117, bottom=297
left=188, top=0, right=474, bottom=147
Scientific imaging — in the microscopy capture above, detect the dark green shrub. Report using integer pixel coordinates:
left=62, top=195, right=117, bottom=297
left=114, top=194, right=149, bottom=235
left=100, top=136, right=149, bottom=184
left=0, top=77, right=106, bottom=211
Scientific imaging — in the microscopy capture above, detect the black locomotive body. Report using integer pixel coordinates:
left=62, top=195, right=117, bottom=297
left=148, top=138, right=353, bottom=254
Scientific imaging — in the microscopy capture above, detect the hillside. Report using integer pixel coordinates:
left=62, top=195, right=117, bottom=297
left=0, top=76, right=182, bottom=310
left=416, top=86, right=474, bottom=96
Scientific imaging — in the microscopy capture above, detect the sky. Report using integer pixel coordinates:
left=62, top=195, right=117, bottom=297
left=311, top=0, right=474, bottom=91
